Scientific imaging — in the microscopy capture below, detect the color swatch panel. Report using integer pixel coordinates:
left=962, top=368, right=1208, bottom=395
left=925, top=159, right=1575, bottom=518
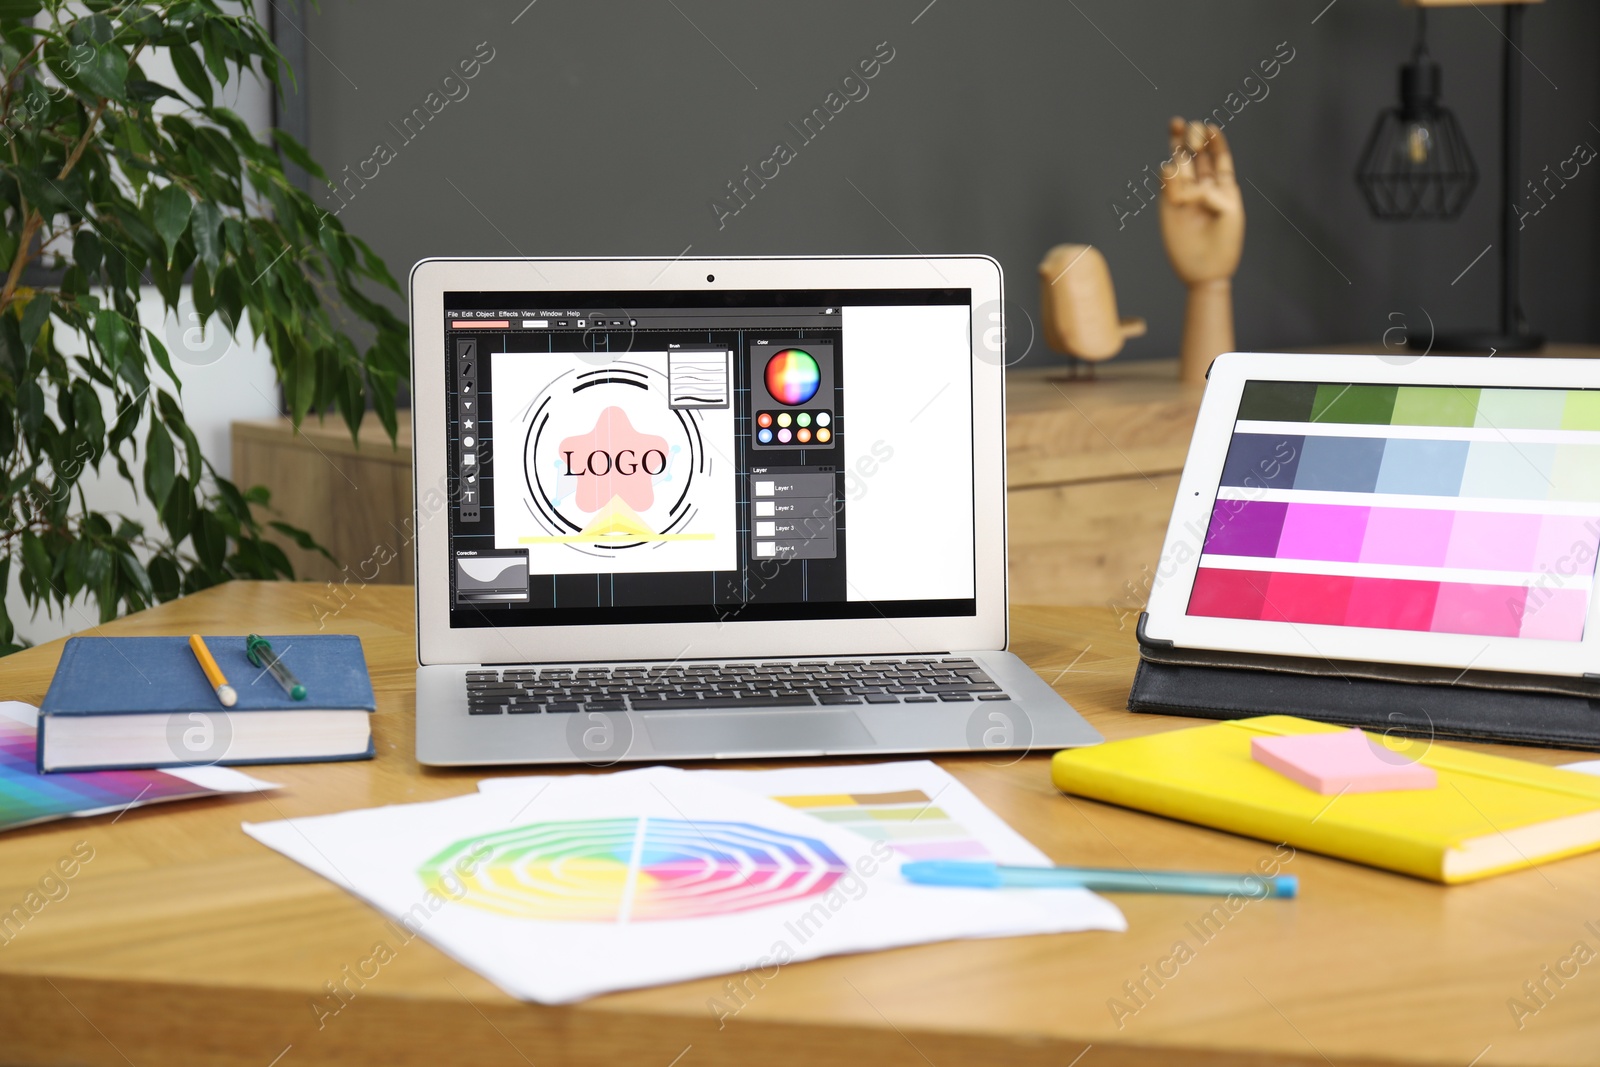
left=1188, top=567, right=1583, bottom=640
left=774, top=789, right=993, bottom=861
left=1203, top=501, right=1600, bottom=574
left=1192, top=381, right=1600, bottom=642
left=1237, top=381, right=1600, bottom=430
left=419, top=816, right=848, bottom=922
left=1219, top=435, right=1600, bottom=502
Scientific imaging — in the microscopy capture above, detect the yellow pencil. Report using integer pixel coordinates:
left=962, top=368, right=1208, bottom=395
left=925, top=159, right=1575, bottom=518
left=189, top=634, right=237, bottom=708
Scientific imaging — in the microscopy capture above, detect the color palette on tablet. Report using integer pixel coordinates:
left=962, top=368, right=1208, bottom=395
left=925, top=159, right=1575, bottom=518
left=1189, top=382, right=1600, bottom=641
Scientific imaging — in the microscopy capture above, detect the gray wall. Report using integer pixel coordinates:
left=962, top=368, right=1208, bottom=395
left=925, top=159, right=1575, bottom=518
left=299, top=0, right=1600, bottom=365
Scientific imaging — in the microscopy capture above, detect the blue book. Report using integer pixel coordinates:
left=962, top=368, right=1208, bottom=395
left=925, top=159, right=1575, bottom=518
left=39, top=635, right=375, bottom=772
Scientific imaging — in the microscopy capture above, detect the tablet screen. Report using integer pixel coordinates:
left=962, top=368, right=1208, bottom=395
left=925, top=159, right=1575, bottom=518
left=1188, top=382, right=1600, bottom=643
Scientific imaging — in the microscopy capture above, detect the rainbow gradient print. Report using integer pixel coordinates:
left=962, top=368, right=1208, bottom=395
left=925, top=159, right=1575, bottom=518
left=418, top=816, right=849, bottom=922
left=764, top=349, right=821, bottom=406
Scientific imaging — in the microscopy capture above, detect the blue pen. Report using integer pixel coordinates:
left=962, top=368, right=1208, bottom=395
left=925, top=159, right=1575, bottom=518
left=900, top=860, right=1298, bottom=899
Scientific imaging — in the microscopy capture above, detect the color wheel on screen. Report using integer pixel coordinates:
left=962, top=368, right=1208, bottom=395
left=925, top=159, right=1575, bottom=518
left=764, top=349, right=820, bottom=406
left=418, top=816, right=849, bottom=923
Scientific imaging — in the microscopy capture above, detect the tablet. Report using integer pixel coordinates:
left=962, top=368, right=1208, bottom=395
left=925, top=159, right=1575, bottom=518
left=1145, top=353, right=1600, bottom=679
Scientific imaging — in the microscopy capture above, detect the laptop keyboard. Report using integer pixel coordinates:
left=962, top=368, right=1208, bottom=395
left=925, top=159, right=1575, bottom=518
left=464, top=658, right=1008, bottom=715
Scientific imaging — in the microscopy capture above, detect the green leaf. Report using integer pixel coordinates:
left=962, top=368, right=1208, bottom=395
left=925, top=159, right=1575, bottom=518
left=73, top=41, right=128, bottom=101
left=144, top=327, right=177, bottom=388
left=0, top=557, right=12, bottom=649
left=150, top=184, right=193, bottom=262
left=93, top=310, right=128, bottom=372
left=71, top=381, right=105, bottom=463
left=192, top=510, right=226, bottom=572
left=20, top=292, right=51, bottom=349
left=73, top=229, right=102, bottom=276
left=271, top=129, right=329, bottom=182
left=199, top=20, right=230, bottom=83
left=194, top=127, right=241, bottom=182
left=18, top=380, right=44, bottom=438
left=148, top=554, right=180, bottom=601
left=20, top=532, right=51, bottom=601
left=0, top=2, right=45, bottom=20
left=192, top=262, right=214, bottom=317
left=190, top=200, right=223, bottom=273
left=0, top=316, right=23, bottom=377
left=168, top=42, right=213, bottom=107
left=108, top=389, right=143, bottom=448
left=77, top=14, right=113, bottom=45
left=143, top=420, right=175, bottom=509
left=82, top=545, right=111, bottom=592
left=117, top=548, right=154, bottom=603
left=259, top=540, right=293, bottom=578
left=269, top=520, right=332, bottom=560
left=161, top=472, right=192, bottom=541
left=289, top=342, right=315, bottom=422
left=214, top=477, right=251, bottom=521
left=339, top=364, right=364, bottom=439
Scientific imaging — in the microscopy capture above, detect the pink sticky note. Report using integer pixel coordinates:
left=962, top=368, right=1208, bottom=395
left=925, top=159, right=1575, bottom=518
left=1251, top=728, right=1437, bottom=795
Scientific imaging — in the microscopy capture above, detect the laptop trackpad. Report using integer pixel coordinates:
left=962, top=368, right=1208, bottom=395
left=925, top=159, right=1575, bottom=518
left=641, top=710, right=873, bottom=757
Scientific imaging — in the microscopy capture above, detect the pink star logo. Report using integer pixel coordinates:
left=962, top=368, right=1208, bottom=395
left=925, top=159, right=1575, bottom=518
left=559, top=407, right=669, bottom=513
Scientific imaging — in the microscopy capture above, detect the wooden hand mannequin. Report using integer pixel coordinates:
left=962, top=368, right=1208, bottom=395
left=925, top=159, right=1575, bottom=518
left=1160, top=118, right=1244, bottom=383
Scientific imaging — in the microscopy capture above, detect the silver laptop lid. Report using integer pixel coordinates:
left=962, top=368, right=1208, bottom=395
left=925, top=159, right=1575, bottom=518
left=409, top=256, right=1007, bottom=665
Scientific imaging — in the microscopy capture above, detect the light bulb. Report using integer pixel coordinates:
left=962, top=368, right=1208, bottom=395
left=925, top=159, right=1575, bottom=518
left=1402, top=121, right=1432, bottom=166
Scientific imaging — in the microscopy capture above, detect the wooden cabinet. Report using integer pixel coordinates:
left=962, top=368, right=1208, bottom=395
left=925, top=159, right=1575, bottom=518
left=231, top=363, right=1201, bottom=604
left=1005, top=360, right=1202, bottom=606
left=231, top=412, right=415, bottom=586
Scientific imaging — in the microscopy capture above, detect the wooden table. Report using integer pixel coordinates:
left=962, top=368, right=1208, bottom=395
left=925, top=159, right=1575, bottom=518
left=2, top=583, right=1598, bottom=1067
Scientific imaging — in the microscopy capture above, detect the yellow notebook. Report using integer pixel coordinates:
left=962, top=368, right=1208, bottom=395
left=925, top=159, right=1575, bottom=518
left=1051, top=716, right=1600, bottom=883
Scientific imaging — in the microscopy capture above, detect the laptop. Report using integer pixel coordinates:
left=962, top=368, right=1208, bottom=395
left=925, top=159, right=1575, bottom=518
left=410, top=255, right=1102, bottom=765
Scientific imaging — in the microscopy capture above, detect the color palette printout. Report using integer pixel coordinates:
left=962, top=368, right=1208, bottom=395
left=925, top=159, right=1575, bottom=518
left=695, top=760, right=1039, bottom=863
left=245, top=766, right=1123, bottom=1003
left=1190, top=383, right=1600, bottom=641
left=0, top=702, right=276, bottom=832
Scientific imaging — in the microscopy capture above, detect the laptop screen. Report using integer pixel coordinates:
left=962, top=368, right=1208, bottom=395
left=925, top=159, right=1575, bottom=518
left=440, top=288, right=978, bottom=629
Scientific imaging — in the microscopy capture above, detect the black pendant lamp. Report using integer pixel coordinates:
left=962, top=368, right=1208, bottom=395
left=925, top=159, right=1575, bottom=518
left=1356, top=3, right=1544, bottom=353
left=1356, top=11, right=1477, bottom=220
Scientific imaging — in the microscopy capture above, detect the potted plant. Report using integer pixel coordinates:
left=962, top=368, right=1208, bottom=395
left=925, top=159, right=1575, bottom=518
left=0, top=0, right=407, bottom=654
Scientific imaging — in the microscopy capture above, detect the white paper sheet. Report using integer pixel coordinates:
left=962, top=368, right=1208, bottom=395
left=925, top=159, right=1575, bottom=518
left=244, top=766, right=1123, bottom=1003
left=1561, top=759, right=1600, bottom=776
left=480, top=760, right=1052, bottom=864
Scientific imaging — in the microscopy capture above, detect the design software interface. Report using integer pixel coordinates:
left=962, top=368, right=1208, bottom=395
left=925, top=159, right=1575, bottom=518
left=442, top=289, right=978, bottom=629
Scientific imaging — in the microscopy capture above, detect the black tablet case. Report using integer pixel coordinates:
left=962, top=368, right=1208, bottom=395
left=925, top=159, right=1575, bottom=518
left=1128, top=613, right=1600, bottom=751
